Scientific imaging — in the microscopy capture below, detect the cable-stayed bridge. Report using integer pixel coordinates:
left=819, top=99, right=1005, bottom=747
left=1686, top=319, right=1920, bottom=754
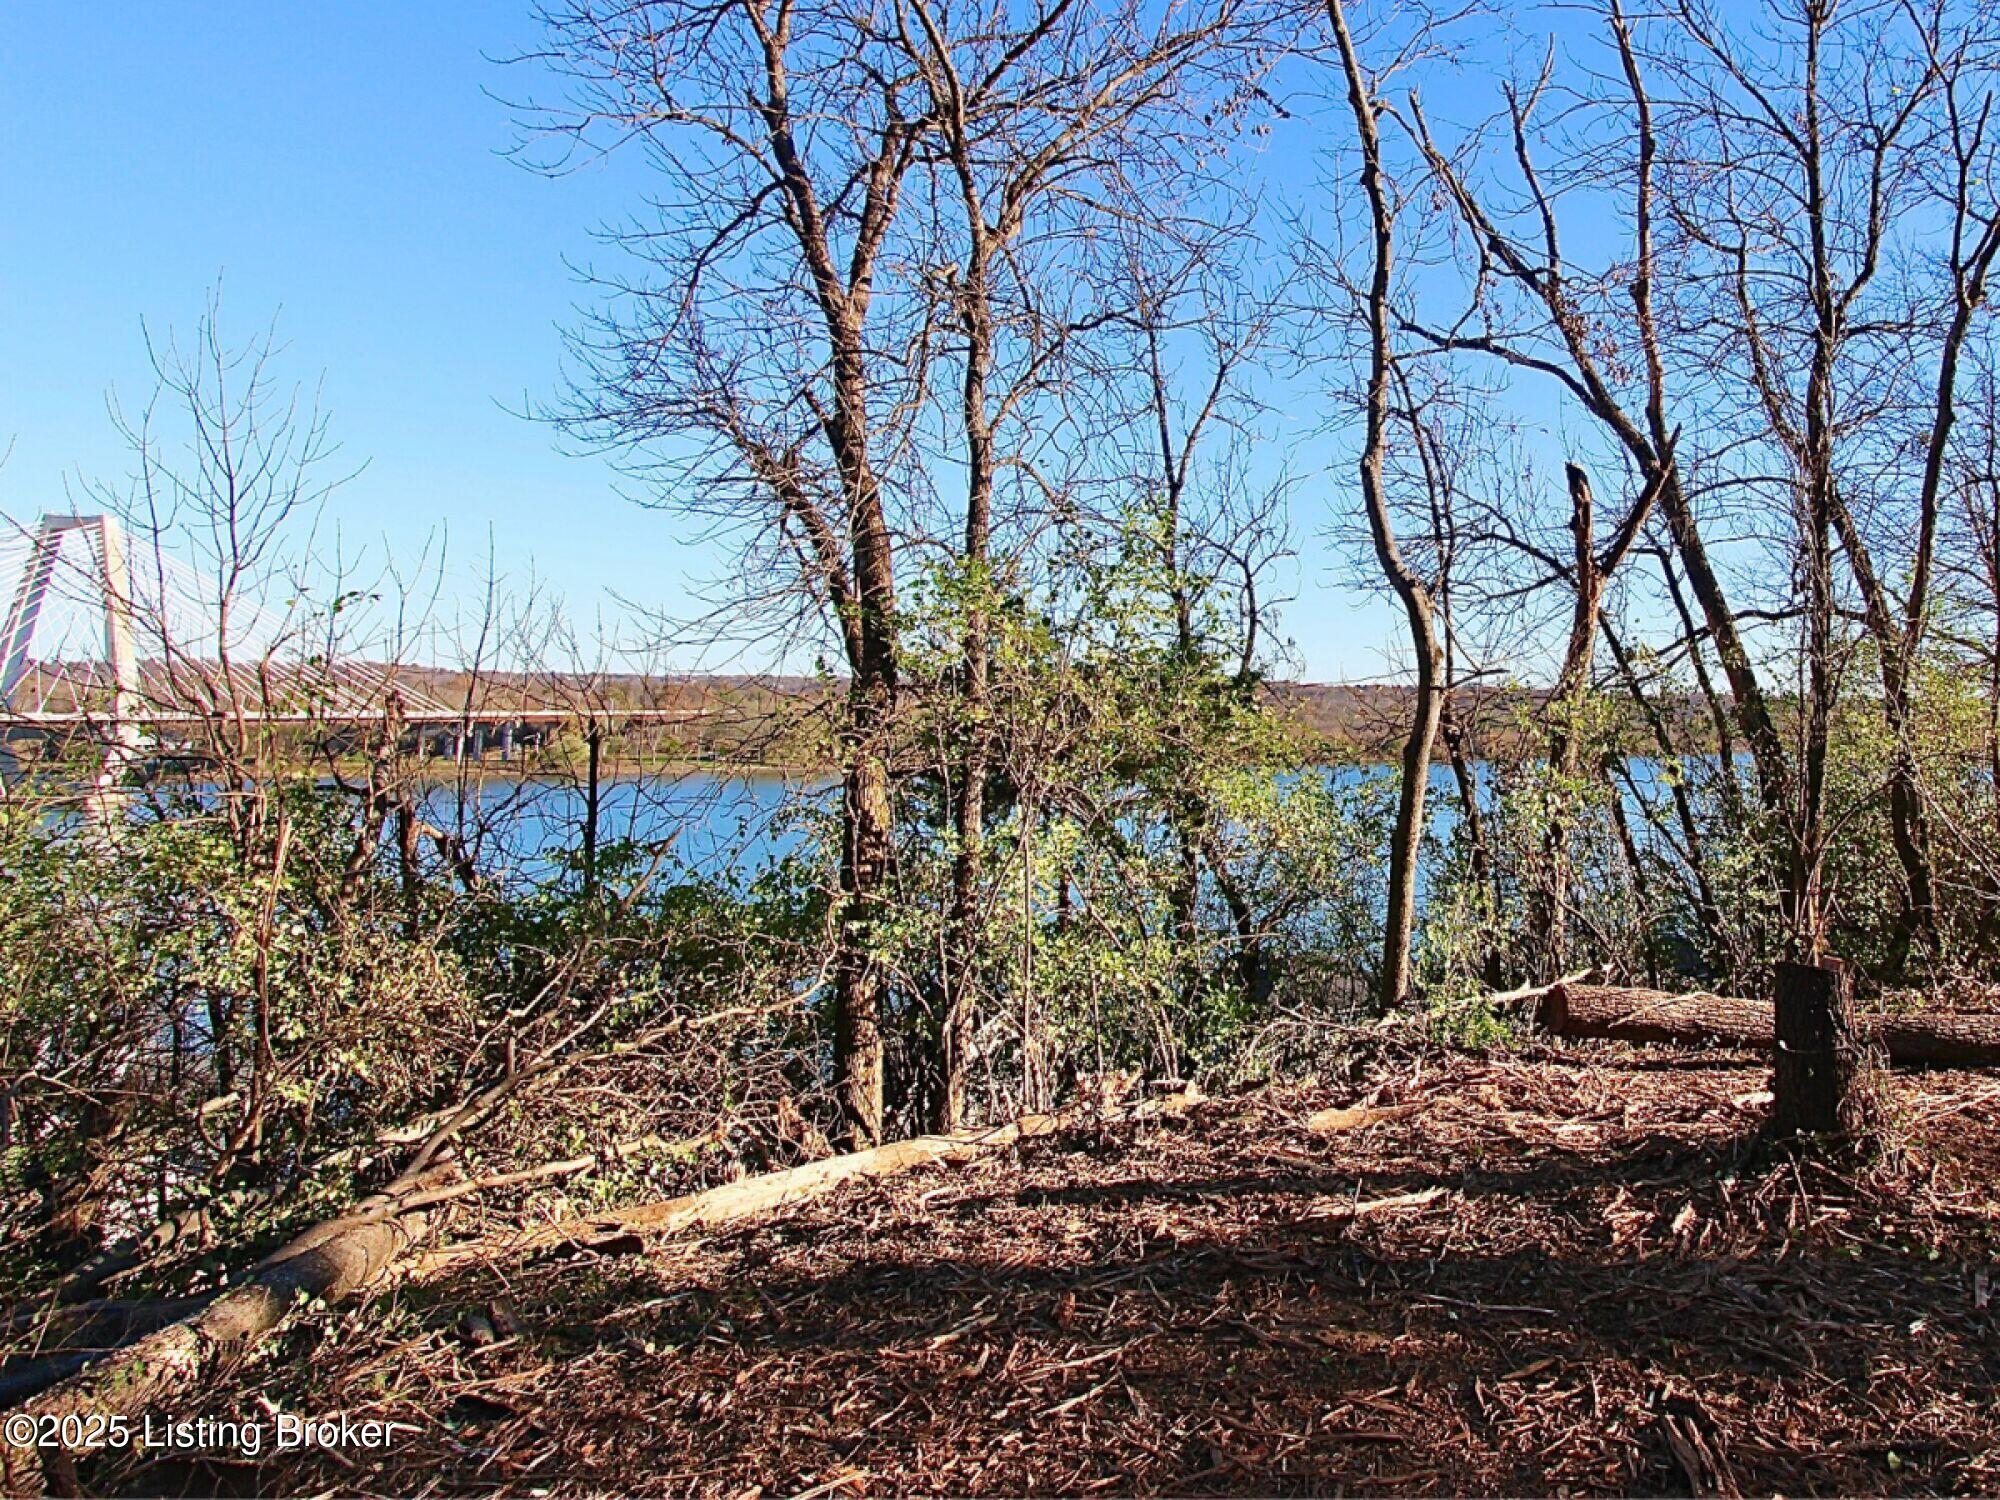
left=0, top=514, right=707, bottom=767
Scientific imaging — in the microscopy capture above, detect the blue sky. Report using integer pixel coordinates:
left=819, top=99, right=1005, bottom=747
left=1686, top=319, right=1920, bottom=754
left=0, top=3, right=1414, bottom=681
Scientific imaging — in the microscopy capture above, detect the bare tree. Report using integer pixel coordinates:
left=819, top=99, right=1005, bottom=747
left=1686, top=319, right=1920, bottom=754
left=1659, top=0, right=2000, bottom=965
left=523, top=0, right=936, bottom=1145
left=1326, top=0, right=1446, bottom=1012
left=1382, top=2, right=1812, bottom=957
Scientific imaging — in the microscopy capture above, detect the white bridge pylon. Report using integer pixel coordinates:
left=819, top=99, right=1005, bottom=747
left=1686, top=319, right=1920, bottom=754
left=0, top=511, right=459, bottom=728
left=1, top=513, right=141, bottom=745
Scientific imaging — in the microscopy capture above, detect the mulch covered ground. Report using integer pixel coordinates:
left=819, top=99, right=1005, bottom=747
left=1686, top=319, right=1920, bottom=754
left=105, top=1038, right=2000, bottom=1496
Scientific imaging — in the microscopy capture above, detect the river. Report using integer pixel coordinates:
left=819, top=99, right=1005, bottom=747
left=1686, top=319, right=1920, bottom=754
left=416, top=759, right=1694, bottom=888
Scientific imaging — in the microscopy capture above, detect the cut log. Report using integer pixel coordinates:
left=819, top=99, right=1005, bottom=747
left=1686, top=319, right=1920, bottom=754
left=412, top=1087, right=1203, bottom=1284
left=1536, top=983, right=2000, bottom=1068
left=1537, top=984, right=1777, bottom=1047
left=1871, top=1012, right=2000, bottom=1069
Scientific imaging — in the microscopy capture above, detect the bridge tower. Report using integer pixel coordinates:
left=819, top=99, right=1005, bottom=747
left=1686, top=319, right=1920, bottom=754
left=1, top=513, right=143, bottom=792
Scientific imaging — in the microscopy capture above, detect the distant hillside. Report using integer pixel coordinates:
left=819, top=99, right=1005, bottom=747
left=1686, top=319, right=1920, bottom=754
left=11, top=660, right=1671, bottom=765
left=397, top=671, right=1573, bottom=764
left=1262, top=681, right=1557, bottom=758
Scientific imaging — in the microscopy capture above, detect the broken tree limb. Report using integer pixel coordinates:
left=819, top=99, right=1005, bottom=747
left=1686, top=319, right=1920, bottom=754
left=1306, top=1184, right=1448, bottom=1221
left=411, top=1088, right=1203, bottom=1284
left=1305, top=1102, right=1421, bottom=1135
left=1535, top=983, right=2000, bottom=1068
left=1484, top=968, right=1605, bottom=1011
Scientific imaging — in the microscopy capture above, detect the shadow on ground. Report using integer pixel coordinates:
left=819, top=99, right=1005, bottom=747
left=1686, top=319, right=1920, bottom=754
left=101, top=1050, right=2000, bottom=1496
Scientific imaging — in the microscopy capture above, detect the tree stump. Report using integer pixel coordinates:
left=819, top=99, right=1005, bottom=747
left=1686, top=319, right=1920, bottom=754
left=1770, top=957, right=1880, bottom=1144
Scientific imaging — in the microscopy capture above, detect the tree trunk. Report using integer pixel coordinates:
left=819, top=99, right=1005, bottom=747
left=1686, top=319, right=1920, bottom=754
left=1604, top=758, right=1659, bottom=987
left=1536, top=982, right=2000, bottom=1067
left=835, top=733, right=892, bottom=1148
left=1770, top=957, right=1879, bottom=1143
left=1384, top=673, right=1443, bottom=1011
left=1656, top=473, right=1793, bottom=826
left=582, top=721, right=602, bottom=899
left=938, top=733, right=984, bottom=1131
left=829, top=325, right=900, bottom=1148
left=413, top=1088, right=1202, bottom=1282
left=1535, top=465, right=1607, bottom=979
left=937, top=268, right=995, bottom=1135
left=1440, top=699, right=1503, bottom=989
left=1827, top=490, right=1939, bottom=964
left=1656, top=548, right=1748, bottom=829
left=1600, top=617, right=1725, bottom=966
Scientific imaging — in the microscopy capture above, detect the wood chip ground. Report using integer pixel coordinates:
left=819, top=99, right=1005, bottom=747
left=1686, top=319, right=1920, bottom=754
left=96, top=1043, right=2000, bottom=1496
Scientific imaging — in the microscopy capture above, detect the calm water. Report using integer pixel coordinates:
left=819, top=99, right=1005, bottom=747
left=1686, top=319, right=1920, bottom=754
left=421, top=759, right=1697, bottom=889
left=418, top=769, right=830, bottom=881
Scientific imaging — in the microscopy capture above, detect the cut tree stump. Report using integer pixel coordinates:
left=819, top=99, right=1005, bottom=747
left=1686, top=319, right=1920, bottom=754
left=1770, top=958, right=1881, bottom=1142
left=1535, top=984, right=2000, bottom=1068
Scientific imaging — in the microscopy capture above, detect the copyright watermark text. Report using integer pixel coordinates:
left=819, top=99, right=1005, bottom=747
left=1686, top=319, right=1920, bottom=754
left=5, top=1410, right=401, bottom=1457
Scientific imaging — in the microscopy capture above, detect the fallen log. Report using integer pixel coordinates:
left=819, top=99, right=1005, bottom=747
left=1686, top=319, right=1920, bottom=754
left=2, top=1292, right=214, bottom=1344
left=1537, top=984, right=1776, bottom=1047
left=0, top=1127, right=701, bottom=1425
left=1536, top=984, right=2000, bottom=1068
left=0, top=1294, right=220, bottom=1409
left=0, top=1006, right=775, bottom=1494
left=1, top=1091, right=1203, bottom=1494
left=0, top=1178, right=445, bottom=1498
left=1872, top=1012, right=2000, bottom=1069
left=412, top=1086, right=1203, bottom=1284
